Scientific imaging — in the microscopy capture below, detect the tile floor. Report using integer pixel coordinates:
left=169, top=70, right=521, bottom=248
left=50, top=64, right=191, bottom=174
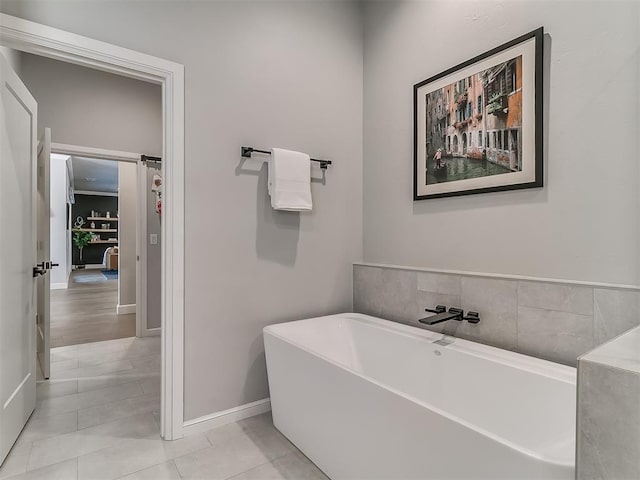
left=0, top=336, right=328, bottom=480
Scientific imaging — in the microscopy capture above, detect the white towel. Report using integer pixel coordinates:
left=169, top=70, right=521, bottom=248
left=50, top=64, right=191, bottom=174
left=268, top=148, right=312, bottom=211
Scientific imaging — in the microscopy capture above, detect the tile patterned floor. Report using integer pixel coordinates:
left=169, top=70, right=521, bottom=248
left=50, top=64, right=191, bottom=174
left=0, top=337, right=328, bottom=480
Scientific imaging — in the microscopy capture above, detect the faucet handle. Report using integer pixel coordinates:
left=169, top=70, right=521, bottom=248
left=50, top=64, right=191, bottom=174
left=464, top=311, right=480, bottom=324
left=425, top=305, right=447, bottom=314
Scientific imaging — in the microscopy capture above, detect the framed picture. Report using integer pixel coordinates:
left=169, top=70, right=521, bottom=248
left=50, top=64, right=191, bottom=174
left=414, top=27, right=543, bottom=200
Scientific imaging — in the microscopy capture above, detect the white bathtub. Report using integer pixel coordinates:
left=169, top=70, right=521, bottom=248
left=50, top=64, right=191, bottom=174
left=264, top=313, right=576, bottom=479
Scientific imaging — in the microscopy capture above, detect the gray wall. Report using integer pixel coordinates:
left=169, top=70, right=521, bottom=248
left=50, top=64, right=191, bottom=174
left=147, top=167, right=161, bottom=329
left=118, top=163, right=137, bottom=307
left=362, top=1, right=640, bottom=286
left=1, top=1, right=364, bottom=420
left=20, top=53, right=162, bottom=155
left=17, top=53, right=163, bottom=331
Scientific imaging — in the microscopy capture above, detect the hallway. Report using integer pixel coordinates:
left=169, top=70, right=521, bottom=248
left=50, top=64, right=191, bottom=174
left=50, top=271, right=135, bottom=348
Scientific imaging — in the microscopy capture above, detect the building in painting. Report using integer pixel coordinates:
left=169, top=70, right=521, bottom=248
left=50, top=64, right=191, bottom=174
left=425, top=56, right=523, bottom=172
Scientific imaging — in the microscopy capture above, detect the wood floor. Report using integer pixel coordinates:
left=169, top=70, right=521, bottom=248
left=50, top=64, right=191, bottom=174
left=50, top=270, right=135, bottom=348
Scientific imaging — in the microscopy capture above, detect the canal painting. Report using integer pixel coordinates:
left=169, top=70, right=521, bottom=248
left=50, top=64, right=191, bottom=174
left=414, top=28, right=543, bottom=200
left=425, top=55, right=522, bottom=186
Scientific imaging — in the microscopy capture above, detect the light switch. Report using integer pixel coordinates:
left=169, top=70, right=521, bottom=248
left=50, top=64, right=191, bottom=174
left=150, top=234, right=158, bottom=245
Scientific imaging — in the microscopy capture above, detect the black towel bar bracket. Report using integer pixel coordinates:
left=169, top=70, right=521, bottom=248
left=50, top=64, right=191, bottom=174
left=241, top=146, right=332, bottom=170
left=141, top=154, right=162, bottom=166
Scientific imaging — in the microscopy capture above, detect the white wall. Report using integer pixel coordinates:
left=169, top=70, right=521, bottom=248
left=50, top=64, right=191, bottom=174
left=0, top=1, right=364, bottom=420
left=49, top=154, right=71, bottom=288
left=363, top=0, right=640, bottom=286
left=118, top=162, right=137, bottom=308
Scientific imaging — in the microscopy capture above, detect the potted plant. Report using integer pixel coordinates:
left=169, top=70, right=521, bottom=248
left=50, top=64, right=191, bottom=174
left=73, top=231, right=93, bottom=268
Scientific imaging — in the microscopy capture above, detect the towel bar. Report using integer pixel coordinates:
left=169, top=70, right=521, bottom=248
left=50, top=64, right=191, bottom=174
left=241, top=146, right=332, bottom=170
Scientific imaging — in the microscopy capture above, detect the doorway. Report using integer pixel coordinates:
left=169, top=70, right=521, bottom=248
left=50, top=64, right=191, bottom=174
left=48, top=153, right=145, bottom=348
left=0, top=12, right=185, bottom=441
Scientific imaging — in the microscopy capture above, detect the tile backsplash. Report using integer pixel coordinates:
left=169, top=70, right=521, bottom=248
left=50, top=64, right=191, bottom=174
left=353, top=264, right=640, bottom=366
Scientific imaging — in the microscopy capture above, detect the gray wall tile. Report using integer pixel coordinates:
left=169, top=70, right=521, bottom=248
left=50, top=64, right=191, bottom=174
left=518, top=281, right=593, bottom=315
left=417, top=272, right=461, bottom=296
left=353, top=265, right=384, bottom=317
left=379, top=269, right=417, bottom=324
left=594, top=288, right=640, bottom=345
left=517, top=306, right=593, bottom=366
left=577, top=361, right=640, bottom=479
left=352, top=265, right=640, bottom=367
left=458, top=277, right=518, bottom=351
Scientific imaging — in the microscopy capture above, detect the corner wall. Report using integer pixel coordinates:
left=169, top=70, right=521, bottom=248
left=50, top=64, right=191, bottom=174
left=363, top=0, right=640, bottom=285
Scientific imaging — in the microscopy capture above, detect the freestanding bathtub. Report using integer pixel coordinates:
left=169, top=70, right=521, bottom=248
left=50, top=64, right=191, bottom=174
left=264, top=313, right=576, bottom=479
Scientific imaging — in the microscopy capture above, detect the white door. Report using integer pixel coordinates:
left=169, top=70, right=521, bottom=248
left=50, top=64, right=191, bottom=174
left=36, top=128, right=51, bottom=379
left=0, top=52, right=38, bottom=464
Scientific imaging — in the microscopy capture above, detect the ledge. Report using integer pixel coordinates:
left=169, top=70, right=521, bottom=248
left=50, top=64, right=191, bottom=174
left=353, top=262, right=640, bottom=292
left=579, top=325, right=640, bottom=374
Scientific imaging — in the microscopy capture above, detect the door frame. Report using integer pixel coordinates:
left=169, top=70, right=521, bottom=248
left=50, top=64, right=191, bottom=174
left=0, top=13, right=186, bottom=440
left=51, top=142, right=157, bottom=338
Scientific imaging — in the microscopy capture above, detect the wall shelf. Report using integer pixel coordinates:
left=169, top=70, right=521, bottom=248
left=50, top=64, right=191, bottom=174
left=72, top=195, right=119, bottom=265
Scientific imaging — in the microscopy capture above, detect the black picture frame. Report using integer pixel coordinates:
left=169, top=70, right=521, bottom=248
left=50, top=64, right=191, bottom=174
left=413, top=27, right=543, bottom=201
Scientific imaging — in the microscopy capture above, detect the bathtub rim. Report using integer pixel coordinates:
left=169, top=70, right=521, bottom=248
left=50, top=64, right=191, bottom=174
left=264, top=312, right=576, bottom=468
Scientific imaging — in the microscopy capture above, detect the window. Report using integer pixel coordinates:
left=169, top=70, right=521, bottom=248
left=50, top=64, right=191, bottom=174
left=486, top=132, right=490, bottom=148
left=504, top=130, right=509, bottom=149
left=510, top=63, right=517, bottom=93
left=479, top=131, right=483, bottom=147
left=493, top=131, right=498, bottom=149
left=467, top=102, right=472, bottom=118
left=477, top=95, right=482, bottom=114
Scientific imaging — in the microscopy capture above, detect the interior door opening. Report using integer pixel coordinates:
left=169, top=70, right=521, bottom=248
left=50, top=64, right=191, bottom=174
left=0, top=11, right=186, bottom=442
left=47, top=152, right=149, bottom=351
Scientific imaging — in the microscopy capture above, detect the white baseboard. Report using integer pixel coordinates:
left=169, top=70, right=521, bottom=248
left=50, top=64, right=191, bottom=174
left=79, top=264, right=104, bottom=270
left=140, top=327, right=161, bottom=337
left=116, top=304, right=136, bottom=315
left=182, top=398, right=271, bottom=437
left=50, top=282, right=68, bottom=290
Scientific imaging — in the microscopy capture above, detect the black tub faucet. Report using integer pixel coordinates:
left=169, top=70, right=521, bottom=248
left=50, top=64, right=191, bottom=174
left=419, top=307, right=464, bottom=325
left=419, top=306, right=480, bottom=326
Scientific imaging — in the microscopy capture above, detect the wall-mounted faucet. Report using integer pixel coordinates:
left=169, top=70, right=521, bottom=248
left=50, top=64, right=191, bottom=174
left=419, top=305, right=480, bottom=326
